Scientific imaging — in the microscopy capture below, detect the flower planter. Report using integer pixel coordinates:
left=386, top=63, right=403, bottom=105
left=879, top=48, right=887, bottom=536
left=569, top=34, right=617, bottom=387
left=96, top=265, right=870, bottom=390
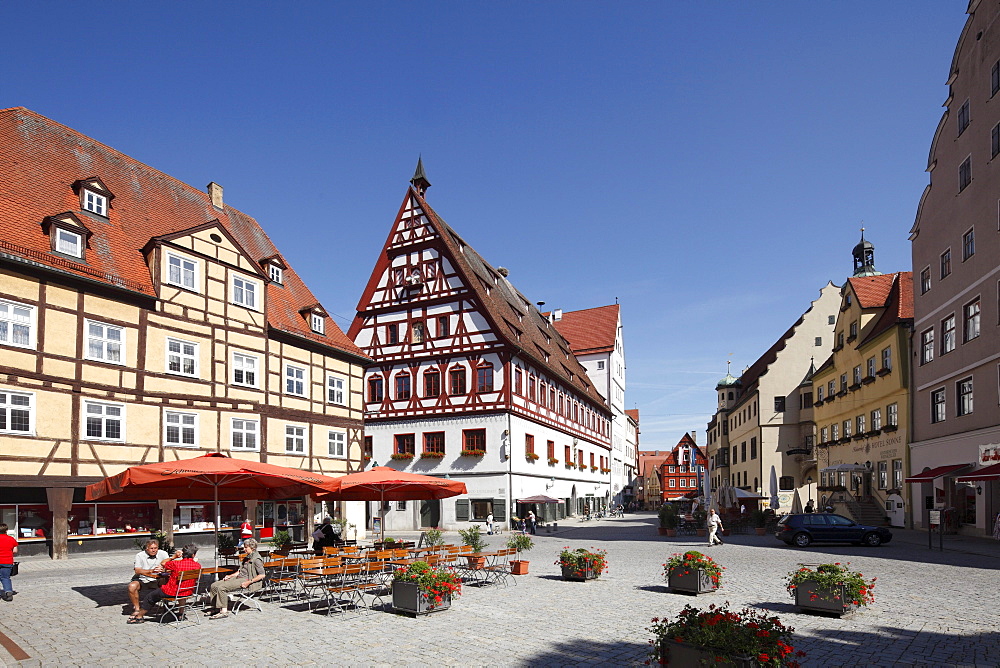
left=794, top=581, right=857, bottom=616
left=561, top=562, right=598, bottom=581
left=510, top=560, right=529, bottom=575
left=391, top=580, right=452, bottom=616
left=465, top=555, right=486, bottom=569
left=658, top=641, right=753, bottom=668
left=696, top=528, right=707, bottom=537
left=657, top=527, right=669, bottom=535
left=665, top=529, right=677, bottom=537
left=668, top=567, right=717, bottom=595
left=754, top=527, right=766, bottom=536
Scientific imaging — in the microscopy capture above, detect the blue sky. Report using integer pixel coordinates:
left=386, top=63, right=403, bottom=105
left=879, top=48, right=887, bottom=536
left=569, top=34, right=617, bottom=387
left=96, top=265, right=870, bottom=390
left=4, top=2, right=968, bottom=447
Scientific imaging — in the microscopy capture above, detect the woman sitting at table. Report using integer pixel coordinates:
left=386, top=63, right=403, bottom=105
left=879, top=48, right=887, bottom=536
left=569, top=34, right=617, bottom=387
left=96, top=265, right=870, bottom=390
left=127, top=544, right=200, bottom=624
left=205, top=538, right=265, bottom=619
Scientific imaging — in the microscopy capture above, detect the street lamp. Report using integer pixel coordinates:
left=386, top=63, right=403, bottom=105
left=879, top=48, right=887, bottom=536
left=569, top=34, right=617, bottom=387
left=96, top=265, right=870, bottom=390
left=806, top=476, right=814, bottom=505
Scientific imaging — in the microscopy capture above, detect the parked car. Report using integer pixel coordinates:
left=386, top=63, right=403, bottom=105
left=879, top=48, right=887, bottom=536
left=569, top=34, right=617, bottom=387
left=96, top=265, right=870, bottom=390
left=775, top=513, right=892, bottom=547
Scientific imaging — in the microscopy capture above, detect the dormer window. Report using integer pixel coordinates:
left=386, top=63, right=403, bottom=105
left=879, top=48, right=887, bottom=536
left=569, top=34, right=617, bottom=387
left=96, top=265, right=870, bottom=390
left=72, top=177, right=113, bottom=218
left=260, top=255, right=287, bottom=285
left=83, top=190, right=107, bottom=216
left=311, top=313, right=325, bottom=334
left=269, top=264, right=283, bottom=284
left=56, top=228, right=83, bottom=258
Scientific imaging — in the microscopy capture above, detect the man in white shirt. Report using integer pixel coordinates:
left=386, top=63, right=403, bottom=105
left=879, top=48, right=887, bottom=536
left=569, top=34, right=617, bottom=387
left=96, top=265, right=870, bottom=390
left=128, top=539, right=168, bottom=614
left=707, top=509, right=724, bottom=547
left=486, top=513, right=494, bottom=535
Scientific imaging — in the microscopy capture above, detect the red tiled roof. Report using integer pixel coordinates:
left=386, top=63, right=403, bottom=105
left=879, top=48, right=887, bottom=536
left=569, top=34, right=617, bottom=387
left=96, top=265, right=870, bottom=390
left=625, top=409, right=639, bottom=423
left=551, top=305, right=619, bottom=354
left=848, top=274, right=896, bottom=309
left=857, top=272, right=913, bottom=346
left=0, top=108, right=365, bottom=360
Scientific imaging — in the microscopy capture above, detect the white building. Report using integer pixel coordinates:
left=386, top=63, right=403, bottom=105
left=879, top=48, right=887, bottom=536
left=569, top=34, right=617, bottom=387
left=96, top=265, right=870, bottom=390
left=349, top=164, right=613, bottom=532
left=551, top=305, right=633, bottom=506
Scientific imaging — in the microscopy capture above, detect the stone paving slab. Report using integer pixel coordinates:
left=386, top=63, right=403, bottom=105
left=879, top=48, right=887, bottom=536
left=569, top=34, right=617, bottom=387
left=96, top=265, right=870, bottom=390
left=2, top=514, right=999, bottom=667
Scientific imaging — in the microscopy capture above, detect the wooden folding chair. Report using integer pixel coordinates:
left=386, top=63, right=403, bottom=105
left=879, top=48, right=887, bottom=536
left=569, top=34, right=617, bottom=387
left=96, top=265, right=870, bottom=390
left=158, top=568, right=202, bottom=627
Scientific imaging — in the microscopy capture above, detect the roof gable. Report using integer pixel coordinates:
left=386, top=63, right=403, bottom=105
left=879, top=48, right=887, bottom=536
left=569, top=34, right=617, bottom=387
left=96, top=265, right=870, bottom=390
left=551, top=304, right=620, bottom=354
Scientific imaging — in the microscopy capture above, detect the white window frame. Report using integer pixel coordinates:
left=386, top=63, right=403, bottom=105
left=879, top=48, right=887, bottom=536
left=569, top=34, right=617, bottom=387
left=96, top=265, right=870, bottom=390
left=83, top=400, right=125, bottom=442
left=931, top=389, right=946, bottom=424
left=871, top=409, right=882, bottom=431
left=941, top=315, right=956, bottom=355
left=327, top=373, right=346, bottom=405
left=285, top=424, right=306, bottom=453
left=964, top=299, right=981, bottom=342
left=164, top=410, right=199, bottom=447
left=231, top=275, right=259, bottom=310
left=328, top=429, right=347, bottom=459
left=85, top=320, right=125, bottom=365
left=0, top=389, right=34, bottom=435
left=56, top=228, right=83, bottom=257
left=0, top=299, right=36, bottom=349
left=231, top=351, right=259, bottom=388
left=668, top=479, right=676, bottom=488
left=231, top=417, right=259, bottom=451
left=166, top=252, right=198, bottom=291
left=311, top=313, right=325, bottom=334
left=285, top=363, right=307, bottom=397
left=679, top=479, right=686, bottom=488
left=268, top=264, right=283, bottom=284
left=82, top=189, right=107, bottom=216
left=887, top=403, right=898, bottom=427
left=957, top=377, right=974, bottom=416
left=166, top=337, right=199, bottom=377
left=920, top=329, right=934, bottom=364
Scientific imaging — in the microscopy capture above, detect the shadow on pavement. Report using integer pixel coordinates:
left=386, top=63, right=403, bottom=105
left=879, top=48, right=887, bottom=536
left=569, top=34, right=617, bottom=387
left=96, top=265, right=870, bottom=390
left=522, top=637, right=651, bottom=667
left=71, top=583, right=126, bottom=608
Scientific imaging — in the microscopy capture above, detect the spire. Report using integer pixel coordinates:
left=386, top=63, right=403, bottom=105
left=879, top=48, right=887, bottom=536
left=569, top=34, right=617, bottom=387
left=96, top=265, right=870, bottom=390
left=851, top=226, right=880, bottom=277
left=410, top=156, right=431, bottom=197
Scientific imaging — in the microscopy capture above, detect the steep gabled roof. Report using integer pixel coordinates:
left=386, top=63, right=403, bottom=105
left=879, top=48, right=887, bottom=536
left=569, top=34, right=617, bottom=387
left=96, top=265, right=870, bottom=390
left=625, top=408, right=639, bottom=423
left=858, top=272, right=913, bottom=346
left=551, top=305, right=620, bottom=354
left=849, top=274, right=895, bottom=309
left=0, top=107, right=365, bottom=360
left=359, top=187, right=609, bottom=412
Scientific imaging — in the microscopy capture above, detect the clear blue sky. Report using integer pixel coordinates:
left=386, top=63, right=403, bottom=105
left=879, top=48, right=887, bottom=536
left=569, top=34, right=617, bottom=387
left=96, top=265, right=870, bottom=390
left=3, top=2, right=968, bottom=448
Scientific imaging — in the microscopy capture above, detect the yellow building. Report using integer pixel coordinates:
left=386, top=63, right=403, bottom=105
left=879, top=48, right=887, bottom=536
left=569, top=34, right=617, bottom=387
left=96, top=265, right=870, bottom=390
left=811, top=236, right=913, bottom=527
left=0, top=108, right=369, bottom=557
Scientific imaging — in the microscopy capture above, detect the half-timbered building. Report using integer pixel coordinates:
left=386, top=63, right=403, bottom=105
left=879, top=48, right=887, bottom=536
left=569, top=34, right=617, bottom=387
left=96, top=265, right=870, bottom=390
left=0, top=108, right=369, bottom=558
left=350, top=164, right=613, bottom=531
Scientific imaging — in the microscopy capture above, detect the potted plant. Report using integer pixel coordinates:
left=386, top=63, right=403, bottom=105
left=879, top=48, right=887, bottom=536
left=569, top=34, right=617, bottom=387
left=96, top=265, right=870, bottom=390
left=658, top=504, right=678, bottom=537
left=270, top=529, right=293, bottom=556
left=391, top=560, right=462, bottom=615
left=751, top=508, right=768, bottom=535
left=692, top=509, right=708, bottom=536
left=458, top=524, right=488, bottom=568
left=785, top=562, right=876, bottom=616
left=648, top=602, right=805, bottom=667
left=555, top=547, right=607, bottom=581
left=664, top=550, right=723, bottom=595
left=423, top=528, right=445, bottom=547
left=217, top=531, right=237, bottom=556
left=507, top=533, right=534, bottom=575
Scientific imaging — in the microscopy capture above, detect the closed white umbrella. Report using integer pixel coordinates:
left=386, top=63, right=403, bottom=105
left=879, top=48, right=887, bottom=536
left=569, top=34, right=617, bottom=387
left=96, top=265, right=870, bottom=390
left=790, top=488, right=803, bottom=514
left=769, top=466, right=780, bottom=510
left=703, top=466, right=713, bottom=510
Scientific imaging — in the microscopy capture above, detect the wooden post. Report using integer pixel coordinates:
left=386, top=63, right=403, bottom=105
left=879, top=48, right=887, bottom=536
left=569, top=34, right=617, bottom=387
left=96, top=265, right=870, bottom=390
left=304, top=496, right=316, bottom=545
left=45, top=488, right=74, bottom=560
left=158, top=499, right=177, bottom=546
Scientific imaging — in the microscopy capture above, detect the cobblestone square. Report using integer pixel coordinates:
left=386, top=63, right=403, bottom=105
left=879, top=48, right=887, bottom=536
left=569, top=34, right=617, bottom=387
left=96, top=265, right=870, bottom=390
left=2, top=513, right=998, bottom=667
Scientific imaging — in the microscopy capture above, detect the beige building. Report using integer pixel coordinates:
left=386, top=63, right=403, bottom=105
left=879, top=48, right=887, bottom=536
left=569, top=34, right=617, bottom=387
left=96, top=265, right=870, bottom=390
left=0, top=108, right=369, bottom=557
left=707, top=284, right=839, bottom=510
left=811, top=237, right=913, bottom=527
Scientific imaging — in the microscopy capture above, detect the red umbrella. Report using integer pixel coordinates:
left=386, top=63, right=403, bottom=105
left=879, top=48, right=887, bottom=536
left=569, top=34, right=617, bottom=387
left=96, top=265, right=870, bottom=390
left=313, top=466, right=467, bottom=541
left=516, top=494, right=561, bottom=504
left=86, top=453, right=345, bottom=565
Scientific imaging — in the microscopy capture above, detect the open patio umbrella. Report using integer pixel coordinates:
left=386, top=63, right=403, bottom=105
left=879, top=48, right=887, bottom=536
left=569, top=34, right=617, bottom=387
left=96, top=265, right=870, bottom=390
left=313, top=466, right=467, bottom=541
left=516, top=494, right=561, bottom=504
left=86, top=453, right=345, bottom=566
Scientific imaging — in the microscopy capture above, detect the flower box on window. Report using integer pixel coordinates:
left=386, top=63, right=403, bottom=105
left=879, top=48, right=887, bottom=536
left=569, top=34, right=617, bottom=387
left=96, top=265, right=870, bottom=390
left=525, top=452, right=540, bottom=461
left=590, top=465, right=598, bottom=471
left=420, top=451, right=445, bottom=459
left=578, top=463, right=587, bottom=471
left=390, top=452, right=415, bottom=461
left=459, top=449, right=485, bottom=457
left=547, top=457, right=559, bottom=465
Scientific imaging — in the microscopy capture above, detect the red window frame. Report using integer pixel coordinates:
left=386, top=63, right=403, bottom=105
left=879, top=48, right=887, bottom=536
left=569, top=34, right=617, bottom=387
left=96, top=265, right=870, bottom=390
left=394, top=373, right=411, bottom=400
left=476, top=364, right=494, bottom=393
left=463, top=429, right=486, bottom=452
left=423, top=370, right=440, bottom=398
left=367, top=376, right=383, bottom=402
left=424, top=432, right=445, bottom=454
left=525, top=434, right=535, bottom=456
left=449, top=367, right=466, bottom=395
left=395, top=433, right=415, bottom=455
left=547, top=440, right=555, bottom=460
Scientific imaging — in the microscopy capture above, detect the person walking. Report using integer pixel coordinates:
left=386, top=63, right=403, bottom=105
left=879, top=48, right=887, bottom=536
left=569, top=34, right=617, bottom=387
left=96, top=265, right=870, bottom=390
left=527, top=510, right=537, bottom=535
left=486, top=512, right=494, bottom=535
left=0, top=523, right=18, bottom=602
left=707, top=509, right=724, bottom=547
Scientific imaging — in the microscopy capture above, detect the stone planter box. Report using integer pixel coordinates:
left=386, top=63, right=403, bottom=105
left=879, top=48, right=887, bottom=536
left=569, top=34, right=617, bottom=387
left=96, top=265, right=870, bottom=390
left=668, top=567, right=717, bottom=595
left=561, top=562, right=598, bottom=581
left=794, top=581, right=856, bottom=616
left=659, top=641, right=753, bottom=667
left=391, top=580, right=452, bottom=616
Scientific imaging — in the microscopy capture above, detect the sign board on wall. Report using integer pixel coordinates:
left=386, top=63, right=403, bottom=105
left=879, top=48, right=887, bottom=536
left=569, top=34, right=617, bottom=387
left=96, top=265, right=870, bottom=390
left=979, top=444, right=1000, bottom=463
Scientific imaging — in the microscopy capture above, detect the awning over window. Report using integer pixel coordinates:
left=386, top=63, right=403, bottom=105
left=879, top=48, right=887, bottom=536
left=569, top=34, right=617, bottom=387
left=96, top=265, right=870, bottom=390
left=956, top=462, right=1000, bottom=482
left=904, top=463, right=973, bottom=483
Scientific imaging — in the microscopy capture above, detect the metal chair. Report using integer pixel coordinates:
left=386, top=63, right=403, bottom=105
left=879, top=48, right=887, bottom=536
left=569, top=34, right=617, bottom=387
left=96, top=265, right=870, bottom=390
left=157, top=568, right=202, bottom=627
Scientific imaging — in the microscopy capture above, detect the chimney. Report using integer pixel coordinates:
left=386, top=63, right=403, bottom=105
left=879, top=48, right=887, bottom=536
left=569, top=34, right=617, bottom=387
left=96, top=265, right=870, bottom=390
left=207, top=182, right=223, bottom=209
left=690, top=430, right=696, bottom=443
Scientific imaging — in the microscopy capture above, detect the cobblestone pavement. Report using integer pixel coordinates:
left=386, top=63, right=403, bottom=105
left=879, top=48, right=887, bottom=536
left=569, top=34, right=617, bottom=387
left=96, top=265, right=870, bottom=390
left=2, top=513, right=999, bottom=667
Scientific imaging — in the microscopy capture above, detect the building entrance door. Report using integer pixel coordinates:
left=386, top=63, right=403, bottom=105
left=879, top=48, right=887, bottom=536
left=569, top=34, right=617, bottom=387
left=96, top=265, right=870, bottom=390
left=420, top=499, right=440, bottom=528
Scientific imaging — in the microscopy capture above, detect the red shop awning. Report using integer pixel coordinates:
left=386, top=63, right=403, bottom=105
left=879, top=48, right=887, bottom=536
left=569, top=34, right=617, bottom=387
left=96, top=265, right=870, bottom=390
left=956, top=462, right=1000, bottom=482
left=904, top=463, right=973, bottom=484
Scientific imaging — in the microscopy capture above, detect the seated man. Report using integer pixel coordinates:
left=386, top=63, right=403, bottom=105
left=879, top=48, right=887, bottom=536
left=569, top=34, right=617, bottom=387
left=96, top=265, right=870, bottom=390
left=128, top=539, right=167, bottom=615
left=128, top=544, right=200, bottom=624
left=204, top=538, right=265, bottom=619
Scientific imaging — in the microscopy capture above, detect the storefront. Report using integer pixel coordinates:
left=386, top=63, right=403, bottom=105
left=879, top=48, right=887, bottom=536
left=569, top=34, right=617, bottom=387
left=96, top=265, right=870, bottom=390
left=905, top=463, right=975, bottom=533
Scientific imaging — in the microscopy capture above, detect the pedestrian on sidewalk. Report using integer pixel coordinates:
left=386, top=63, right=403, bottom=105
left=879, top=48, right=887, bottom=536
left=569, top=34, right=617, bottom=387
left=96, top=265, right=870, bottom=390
left=707, top=509, right=724, bottom=547
left=486, top=512, right=494, bottom=535
left=0, top=523, right=18, bottom=602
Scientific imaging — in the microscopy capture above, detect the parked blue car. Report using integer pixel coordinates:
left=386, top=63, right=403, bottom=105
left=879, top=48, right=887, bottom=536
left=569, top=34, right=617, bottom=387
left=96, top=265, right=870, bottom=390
left=775, top=513, right=893, bottom=547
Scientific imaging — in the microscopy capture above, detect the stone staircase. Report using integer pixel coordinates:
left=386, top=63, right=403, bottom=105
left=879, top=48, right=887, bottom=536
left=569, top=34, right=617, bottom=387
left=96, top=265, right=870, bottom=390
left=844, top=499, right=886, bottom=526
